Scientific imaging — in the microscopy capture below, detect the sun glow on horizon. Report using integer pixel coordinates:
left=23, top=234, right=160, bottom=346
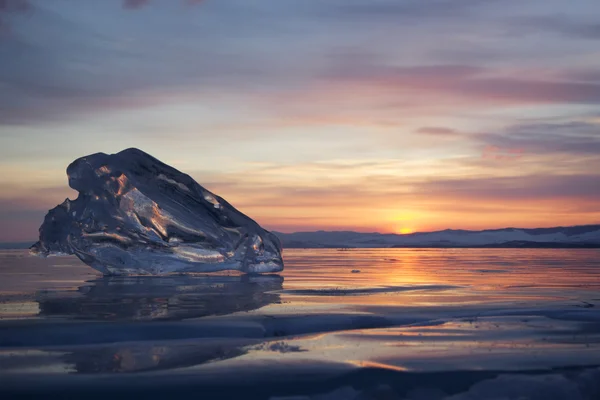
left=396, top=227, right=415, bottom=235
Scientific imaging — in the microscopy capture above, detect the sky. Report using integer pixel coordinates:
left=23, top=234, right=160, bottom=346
left=1, top=0, right=600, bottom=241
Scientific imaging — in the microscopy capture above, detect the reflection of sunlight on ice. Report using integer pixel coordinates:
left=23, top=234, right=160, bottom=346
left=281, top=248, right=600, bottom=308
left=0, top=301, right=39, bottom=318
left=348, top=360, right=408, bottom=372
left=0, top=248, right=600, bottom=379
left=233, top=314, right=600, bottom=373
left=0, top=349, right=75, bottom=374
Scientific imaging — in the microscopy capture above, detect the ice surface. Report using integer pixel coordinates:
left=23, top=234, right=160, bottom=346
left=31, top=148, right=283, bottom=275
left=1, top=248, right=600, bottom=398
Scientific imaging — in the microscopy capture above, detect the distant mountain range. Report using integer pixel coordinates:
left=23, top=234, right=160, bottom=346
left=274, top=224, right=600, bottom=248
left=3, top=224, right=600, bottom=250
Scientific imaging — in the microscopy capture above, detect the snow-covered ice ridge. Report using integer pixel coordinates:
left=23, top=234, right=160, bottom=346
left=276, top=225, right=600, bottom=248
left=31, top=148, right=283, bottom=275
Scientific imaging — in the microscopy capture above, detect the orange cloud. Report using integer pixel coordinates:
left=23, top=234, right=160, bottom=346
left=481, top=145, right=524, bottom=161
left=416, top=127, right=461, bottom=136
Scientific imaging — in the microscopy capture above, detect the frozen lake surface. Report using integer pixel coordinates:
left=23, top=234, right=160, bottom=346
left=1, top=248, right=600, bottom=399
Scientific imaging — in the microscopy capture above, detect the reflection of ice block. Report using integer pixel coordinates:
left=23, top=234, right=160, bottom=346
left=37, top=275, right=283, bottom=321
left=31, top=148, right=283, bottom=275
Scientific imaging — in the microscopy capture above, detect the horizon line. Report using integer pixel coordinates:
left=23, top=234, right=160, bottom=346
left=5, top=222, right=600, bottom=244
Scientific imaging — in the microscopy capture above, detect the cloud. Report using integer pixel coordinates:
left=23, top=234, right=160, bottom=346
left=247, top=63, right=600, bottom=133
left=123, top=0, right=150, bottom=10
left=253, top=62, right=600, bottom=131
left=481, top=145, right=524, bottom=161
left=123, top=0, right=205, bottom=10
left=0, top=9, right=273, bottom=125
left=476, top=121, right=600, bottom=156
left=337, top=0, right=506, bottom=20
left=197, top=164, right=600, bottom=212
left=134, top=169, right=600, bottom=234
left=0, top=0, right=30, bottom=12
left=0, top=0, right=31, bottom=35
left=459, top=78, right=600, bottom=104
left=569, top=70, right=600, bottom=82
left=419, top=174, right=600, bottom=202
left=515, top=15, right=600, bottom=39
left=326, top=63, right=600, bottom=106
left=2, top=1, right=600, bottom=127
left=330, top=64, right=484, bottom=84
left=417, top=127, right=462, bottom=136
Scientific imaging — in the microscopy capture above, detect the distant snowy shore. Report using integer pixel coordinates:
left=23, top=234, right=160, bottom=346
left=5, top=224, right=600, bottom=250
left=275, top=224, right=600, bottom=248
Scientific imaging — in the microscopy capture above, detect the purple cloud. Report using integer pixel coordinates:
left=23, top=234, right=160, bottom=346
left=0, top=0, right=30, bottom=12
left=514, top=16, right=600, bottom=39
left=327, top=63, right=600, bottom=106
left=123, top=0, right=205, bottom=10
left=123, top=0, right=150, bottom=10
left=476, top=121, right=600, bottom=156
left=419, top=174, right=600, bottom=202
left=0, top=0, right=31, bottom=36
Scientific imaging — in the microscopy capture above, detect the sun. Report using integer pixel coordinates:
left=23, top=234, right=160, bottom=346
left=396, top=227, right=414, bottom=235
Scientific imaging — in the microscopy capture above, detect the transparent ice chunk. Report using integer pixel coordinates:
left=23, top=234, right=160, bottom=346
left=31, top=148, right=283, bottom=275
